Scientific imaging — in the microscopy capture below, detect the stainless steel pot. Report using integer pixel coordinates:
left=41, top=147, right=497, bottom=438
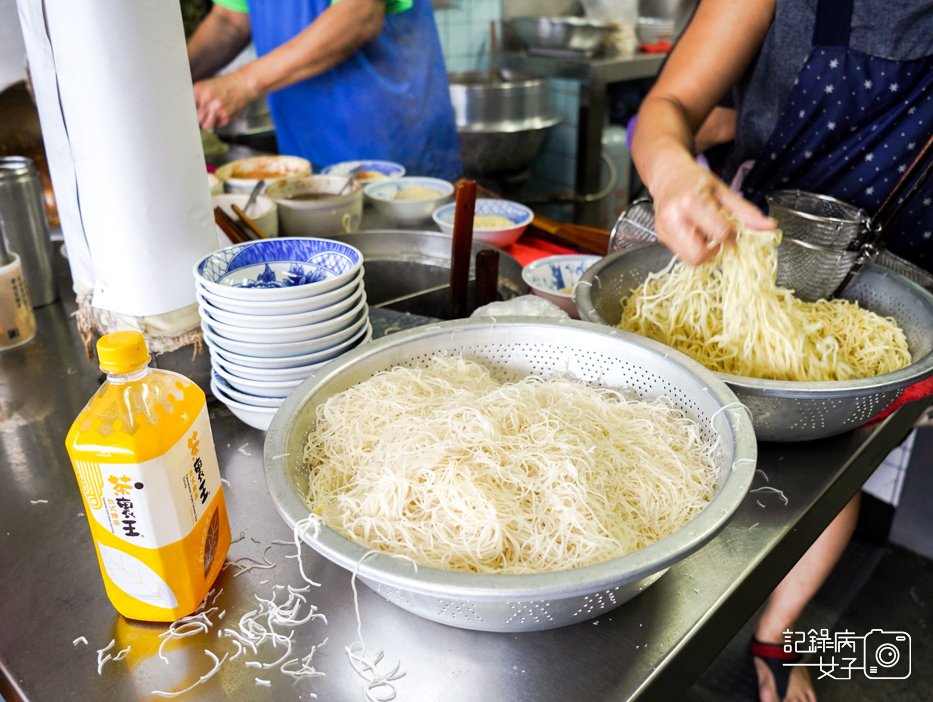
left=508, top=16, right=613, bottom=54
left=448, top=72, right=561, bottom=176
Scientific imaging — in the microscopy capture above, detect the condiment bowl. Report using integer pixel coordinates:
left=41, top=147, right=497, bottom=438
left=216, top=155, right=311, bottom=194
left=265, top=175, right=364, bottom=237
left=364, top=177, right=454, bottom=224
left=194, top=237, right=363, bottom=302
left=521, top=254, right=601, bottom=319
left=433, top=198, right=533, bottom=248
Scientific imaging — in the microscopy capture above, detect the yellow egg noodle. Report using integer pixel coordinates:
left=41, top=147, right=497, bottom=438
left=473, top=214, right=514, bottom=228
left=302, top=357, right=718, bottom=574
left=618, top=227, right=911, bottom=381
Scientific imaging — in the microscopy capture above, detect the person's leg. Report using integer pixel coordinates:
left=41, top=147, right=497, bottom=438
left=752, top=493, right=861, bottom=702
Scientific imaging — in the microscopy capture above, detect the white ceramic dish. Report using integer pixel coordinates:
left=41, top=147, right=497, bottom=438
left=210, top=378, right=280, bottom=431
left=196, top=267, right=364, bottom=316
left=521, top=254, right=602, bottom=319
left=194, top=237, right=363, bottom=302
left=197, top=278, right=363, bottom=328
left=202, top=309, right=368, bottom=358
left=215, top=155, right=311, bottom=194
left=206, top=321, right=372, bottom=370
left=265, top=175, right=364, bottom=237
left=213, top=363, right=303, bottom=399
left=321, top=160, right=405, bottom=183
left=363, top=177, right=454, bottom=224
left=208, top=172, right=223, bottom=195
left=432, top=198, right=534, bottom=248
left=212, top=193, right=279, bottom=237
left=212, top=353, right=326, bottom=383
left=211, top=372, right=282, bottom=407
left=202, top=294, right=368, bottom=344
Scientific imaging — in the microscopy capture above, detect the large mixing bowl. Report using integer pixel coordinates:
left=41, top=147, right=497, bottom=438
left=264, top=318, right=757, bottom=632
left=508, top=16, right=614, bottom=54
left=448, top=72, right=561, bottom=176
left=575, top=244, right=933, bottom=441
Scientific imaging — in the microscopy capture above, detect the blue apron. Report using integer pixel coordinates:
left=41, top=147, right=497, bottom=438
left=739, top=0, right=933, bottom=270
left=246, top=0, right=462, bottom=180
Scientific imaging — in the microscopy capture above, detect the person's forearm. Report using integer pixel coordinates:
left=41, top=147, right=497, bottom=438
left=236, top=0, right=384, bottom=99
left=188, top=7, right=252, bottom=82
left=632, top=95, right=701, bottom=197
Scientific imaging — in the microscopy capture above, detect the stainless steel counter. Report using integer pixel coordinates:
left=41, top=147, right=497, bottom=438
left=502, top=51, right=666, bottom=228
left=0, top=257, right=924, bottom=701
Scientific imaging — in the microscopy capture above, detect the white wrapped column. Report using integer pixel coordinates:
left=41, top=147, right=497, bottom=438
left=16, top=0, right=215, bottom=321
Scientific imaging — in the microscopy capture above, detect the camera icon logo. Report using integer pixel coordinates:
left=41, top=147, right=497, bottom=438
left=863, top=629, right=911, bottom=679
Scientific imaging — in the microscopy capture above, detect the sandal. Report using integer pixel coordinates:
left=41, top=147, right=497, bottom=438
left=750, top=637, right=802, bottom=700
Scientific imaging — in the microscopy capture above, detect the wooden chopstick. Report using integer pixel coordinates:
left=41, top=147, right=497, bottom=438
left=214, top=206, right=251, bottom=244
left=231, top=203, right=268, bottom=240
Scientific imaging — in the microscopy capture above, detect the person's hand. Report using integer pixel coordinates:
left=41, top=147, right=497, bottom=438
left=650, top=154, right=776, bottom=265
left=193, top=71, right=257, bottom=130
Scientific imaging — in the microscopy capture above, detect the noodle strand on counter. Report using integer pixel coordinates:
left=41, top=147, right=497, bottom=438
left=618, top=226, right=910, bottom=381
left=302, top=357, right=718, bottom=574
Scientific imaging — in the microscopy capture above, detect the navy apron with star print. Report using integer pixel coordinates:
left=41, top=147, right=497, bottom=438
left=738, top=0, right=933, bottom=270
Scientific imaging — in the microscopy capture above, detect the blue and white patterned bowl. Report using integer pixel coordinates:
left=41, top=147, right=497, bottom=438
left=432, top=198, right=533, bottom=248
left=321, top=160, right=406, bottom=182
left=194, top=237, right=363, bottom=302
left=521, top=254, right=602, bottom=318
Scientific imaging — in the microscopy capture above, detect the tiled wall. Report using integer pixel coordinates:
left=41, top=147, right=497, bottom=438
left=433, top=1, right=582, bottom=201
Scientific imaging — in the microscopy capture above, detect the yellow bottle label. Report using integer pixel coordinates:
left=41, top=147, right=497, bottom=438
left=67, top=377, right=231, bottom=622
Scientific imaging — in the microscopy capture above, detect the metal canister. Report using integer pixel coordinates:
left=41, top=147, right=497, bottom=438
left=0, top=156, right=57, bottom=307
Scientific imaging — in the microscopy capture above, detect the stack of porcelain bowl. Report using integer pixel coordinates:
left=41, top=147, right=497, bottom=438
left=193, top=237, right=370, bottom=430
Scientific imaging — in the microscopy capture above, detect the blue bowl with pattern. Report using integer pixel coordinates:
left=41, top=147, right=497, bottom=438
left=521, top=254, right=602, bottom=318
left=432, top=198, right=533, bottom=248
left=194, top=237, right=363, bottom=302
left=321, top=159, right=406, bottom=183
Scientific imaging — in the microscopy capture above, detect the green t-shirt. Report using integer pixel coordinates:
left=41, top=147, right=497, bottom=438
left=213, top=0, right=412, bottom=15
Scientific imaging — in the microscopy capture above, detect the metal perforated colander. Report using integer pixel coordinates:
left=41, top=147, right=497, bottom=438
left=265, top=318, right=756, bottom=632
left=575, top=245, right=933, bottom=441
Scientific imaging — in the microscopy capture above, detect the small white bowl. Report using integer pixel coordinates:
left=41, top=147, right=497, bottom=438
left=197, top=278, right=363, bottom=328
left=216, top=155, right=311, bottom=194
left=265, top=175, right=363, bottom=237
left=202, top=308, right=368, bottom=358
left=212, top=373, right=282, bottom=407
left=210, top=378, right=280, bottom=431
left=212, top=193, right=279, bottom=237
left=206, top=321, right=372, bottom=369
left=211, top=353, right=324, bottom=383
left=432, top=198, right=533, bottom=248
left=196, top=268, right=364, bottom=316
left=521, top=254, right=601, bottom=319
left=321, top=160, right=406, bottom=183
left=364, top=177, right=454, bottom=224
left=194, top=237, right=364, bottom=302
left=213, top=363, right=303, bottom=399
left=201, top=294, right=368, bottom=344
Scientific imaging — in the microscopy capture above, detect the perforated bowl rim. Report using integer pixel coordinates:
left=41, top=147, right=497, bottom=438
left=574, top=247, right=933, bottom=397
left=264, top=318, right=757, bottom=602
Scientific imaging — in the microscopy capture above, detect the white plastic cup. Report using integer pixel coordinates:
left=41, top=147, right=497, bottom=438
left=0, top=253, right=38, bottom=351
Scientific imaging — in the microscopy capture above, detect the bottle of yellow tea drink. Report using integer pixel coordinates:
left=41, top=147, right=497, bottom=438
left=65, top=331, right=230, bottom=621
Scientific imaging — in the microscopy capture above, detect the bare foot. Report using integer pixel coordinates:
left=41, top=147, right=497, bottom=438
left=754, top=657, right=817, bottom=702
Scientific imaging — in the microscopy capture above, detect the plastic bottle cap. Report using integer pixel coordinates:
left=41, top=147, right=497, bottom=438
left=97, top=331, right=151, bottom=373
